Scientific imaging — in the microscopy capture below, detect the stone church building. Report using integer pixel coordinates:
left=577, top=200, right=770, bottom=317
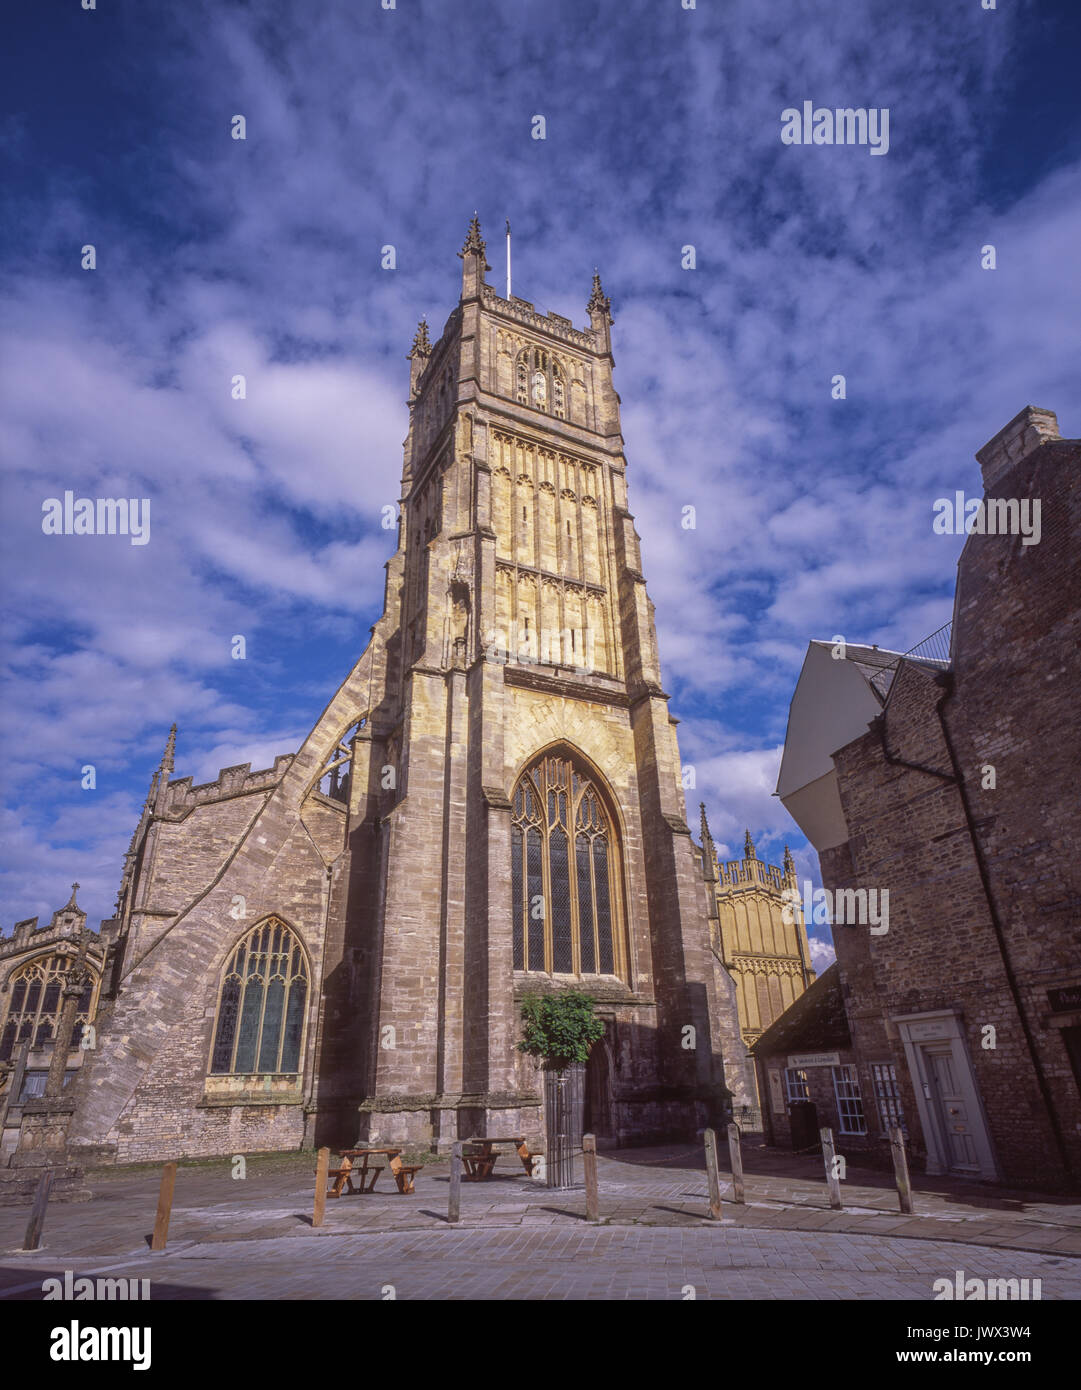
left=701, top=823, right=816, bottom=1087
left=4, top=219, right=757, bottom=1167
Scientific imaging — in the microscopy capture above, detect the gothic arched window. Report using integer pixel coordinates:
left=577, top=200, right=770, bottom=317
left=0, top=954, right=98, bottom=1061
left=209, top=919, right=309, bottom=1075
left=511, top=752, right=624, bottom=977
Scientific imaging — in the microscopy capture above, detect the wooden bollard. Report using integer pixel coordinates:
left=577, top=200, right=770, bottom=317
left=889, top=1126, right=914, bottom=1214
left=820, top=1127, right=844, bottom=1210
left=727, top=1122, right=745, bottom=1203
left=448, top=1140, right=463, bottom=1223
left=704, top=1128, right=723, bottom=1220
left=583, top=1132, right=599, bottom=1222
left=312, top=1147, right=330, bottom=1229
left=23, top=1169, right=53, bottom=1251
left=151, top=1162, right=177, bottom=1251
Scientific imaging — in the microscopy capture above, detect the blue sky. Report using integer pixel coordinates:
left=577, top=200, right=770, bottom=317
left=2, top=1, right=1080, bottom=977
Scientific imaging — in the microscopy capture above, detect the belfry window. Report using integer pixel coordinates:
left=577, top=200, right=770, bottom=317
left=511, top=752, right=623, bottom=977
left=0, top=954, right=98, bottom=1061
left=514, top=347, right=567, bottom=419
left=209, top=919, right=309, bottom=1074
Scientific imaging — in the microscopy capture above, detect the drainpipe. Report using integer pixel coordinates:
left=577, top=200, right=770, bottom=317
left=932, top=673, right=1075, bottom=1185
left=874, top=679, right=1075, bottom=1184
left=872, top=712, right=954, bottom=783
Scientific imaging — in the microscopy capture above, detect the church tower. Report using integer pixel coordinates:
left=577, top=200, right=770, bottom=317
left=707, top=825, right=816, bottom=1090
left=342, top=217, right=744, bottom=1144
left=59, top=220, right=746, bottom=1165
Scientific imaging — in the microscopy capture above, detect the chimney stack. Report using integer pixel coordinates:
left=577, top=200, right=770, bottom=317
left=975, top=405, right=1059, bottom=491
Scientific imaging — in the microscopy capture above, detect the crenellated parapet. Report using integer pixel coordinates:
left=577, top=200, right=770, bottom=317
left=481, top=284, right=598, bottom=350
left=157, top=753, right=295, bottom=818
left=716, top=856, right=789, bottom=893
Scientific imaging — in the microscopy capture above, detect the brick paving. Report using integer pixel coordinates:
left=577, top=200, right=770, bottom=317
left=2, top=1226, right=1077, bottom=1301
left=1, top=1141, right=1078, bottom=1299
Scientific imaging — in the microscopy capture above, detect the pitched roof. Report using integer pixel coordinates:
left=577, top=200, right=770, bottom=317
left=750, top=962, right=851, bottom=1057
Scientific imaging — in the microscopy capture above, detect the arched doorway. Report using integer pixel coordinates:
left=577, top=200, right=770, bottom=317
left=584, top=1037, right=615, bottom=1146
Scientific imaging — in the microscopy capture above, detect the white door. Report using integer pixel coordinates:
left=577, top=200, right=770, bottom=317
left=925, top=1046, right=980, bottom=1173
left=894, top=1010, right=1001, bottom=1181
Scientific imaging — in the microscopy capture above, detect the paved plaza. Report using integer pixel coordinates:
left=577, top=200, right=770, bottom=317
left=2, top=1143, right=1079, bottom=1300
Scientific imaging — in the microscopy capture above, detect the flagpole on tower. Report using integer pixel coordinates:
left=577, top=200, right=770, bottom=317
left=506, top=219, right=512, bottom=300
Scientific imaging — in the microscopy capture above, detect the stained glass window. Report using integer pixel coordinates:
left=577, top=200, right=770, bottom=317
left=510, top=752, right=624, bottom=978
left=0, top=954, right=99, bottom=1062
left=209, top=920, right=310, bottom=1075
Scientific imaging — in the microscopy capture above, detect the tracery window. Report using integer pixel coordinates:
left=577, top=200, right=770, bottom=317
left=209, top=919, right=309, bottom=1075
left=514, top=347, right=567, bottom=419
left=511, top=752, right=623, bottom=977
left=316, top=718, right=367, bottom=803
left=0, top=954, right=98, bottom=1061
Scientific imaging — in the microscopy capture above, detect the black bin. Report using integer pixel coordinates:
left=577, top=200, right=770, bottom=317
left=788, top=1098, right=819, bottom=1151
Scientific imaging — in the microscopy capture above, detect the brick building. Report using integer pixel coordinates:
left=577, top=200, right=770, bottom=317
left=3, top=220, right=753, bottom=1169
left=749, top=964, right=873, bottom=1152
left=776, top=407, right=1081, bottom=1190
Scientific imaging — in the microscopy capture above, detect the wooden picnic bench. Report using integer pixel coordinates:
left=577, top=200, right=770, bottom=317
left=326, top=1151, right=383, bottom=1197
left=461, top=1135, right=535, bottom=1181
left=338, top=1148, right=420, bottom=1195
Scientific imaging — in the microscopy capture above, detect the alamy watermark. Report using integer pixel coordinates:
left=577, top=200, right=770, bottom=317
left=42, top=491, right=151, bottom=545
left=43, top=1272, right=150, bottom=1300
left=49, top=1321, right=151, bottom=1370
left=782, top=880, right=889, bottom=935
left=485, top=623, right=595, bottom=675
left=781, top=101, right=890, bottom=155
left=932, top=1269, right=1042, bottom=1301
left=932, top=492, right=1040, bottom=545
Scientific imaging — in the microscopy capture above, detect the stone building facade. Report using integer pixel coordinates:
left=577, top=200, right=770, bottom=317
left=699, top=818, right=816, bottom=1077
left=776, top=407, right=1081, bottom=1191
left=0, top=888, right=111, bottom=1160
left=6, top=221, right=751, bottom=1167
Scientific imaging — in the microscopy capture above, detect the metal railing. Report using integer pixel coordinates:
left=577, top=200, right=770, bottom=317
left=544, top=1064, right=585, bottom=1188
left=869, top=621, right=952, bottom=699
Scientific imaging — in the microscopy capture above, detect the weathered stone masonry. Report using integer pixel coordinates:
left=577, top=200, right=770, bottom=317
left=5, top=222, right=752, bottom=1165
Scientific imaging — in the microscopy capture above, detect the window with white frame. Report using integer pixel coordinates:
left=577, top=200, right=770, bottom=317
left=784, top=1067, right=810, bottom=1102
left=870, top=1061, right=907, bottom=1137
left=832, top=1064, right=867, bottom=1135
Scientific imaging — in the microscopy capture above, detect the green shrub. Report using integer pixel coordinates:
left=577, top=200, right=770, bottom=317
left=517, top=992, right=605, bottom=1069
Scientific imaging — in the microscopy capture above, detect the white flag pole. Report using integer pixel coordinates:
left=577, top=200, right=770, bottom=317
left=506, top=219, right=512, bottom=300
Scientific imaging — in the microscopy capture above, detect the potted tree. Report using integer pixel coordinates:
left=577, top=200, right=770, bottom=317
left=518, top=992, right=605, bottom=1188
